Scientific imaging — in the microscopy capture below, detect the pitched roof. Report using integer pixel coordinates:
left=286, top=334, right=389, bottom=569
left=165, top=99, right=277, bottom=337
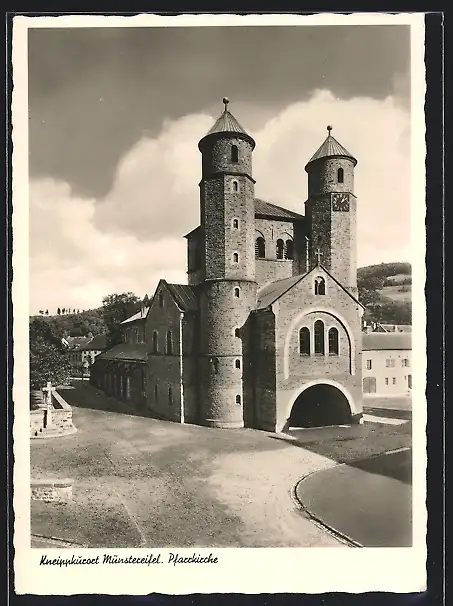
left=256, top=274, right=307, bottom=310
left=256, top=264, right=364, bottom=310
left=199, top=100, right=255, bottom=149
left=78, top=334, right=107, bottom=351
left=165, top=283, right=199, bottom=312
left=96, top=343, right=148, bottom=362
left=121, top=307, right=150, bottom=324
left=65, top=336, right=92, bottom=349
left=306, top=129, right=357, bottom=169
left=363, top=332, right=412, bottom=351
left=255, top=199, right=305, bottom=221
left=379, top=324, right=412, bottom=333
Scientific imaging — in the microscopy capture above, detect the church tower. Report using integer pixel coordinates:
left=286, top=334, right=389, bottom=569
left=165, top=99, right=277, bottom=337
left=305, top=126, right=358, bottom=297
left=197, top=98, right=257, bottom=428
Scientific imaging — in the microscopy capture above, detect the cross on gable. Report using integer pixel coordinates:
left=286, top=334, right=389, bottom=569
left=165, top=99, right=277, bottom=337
left=315, top=248, right=323, bottom=265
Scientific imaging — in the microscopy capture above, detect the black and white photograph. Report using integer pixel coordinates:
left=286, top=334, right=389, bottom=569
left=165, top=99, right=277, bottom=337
left=12, top=13, right=427, bottom=595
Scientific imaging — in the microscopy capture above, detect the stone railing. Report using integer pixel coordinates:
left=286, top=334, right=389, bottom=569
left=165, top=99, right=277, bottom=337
left=30, top=388, right=76, bottom=438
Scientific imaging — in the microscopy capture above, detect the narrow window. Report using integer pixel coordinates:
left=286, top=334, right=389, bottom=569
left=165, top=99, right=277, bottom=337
left=168, top=386, right=173, bottom=405
left=234, top=328, right=240, bottom=338
left=285, top=239, right=294, bottom=260
left=393, top=377, right=396, bottom=385
left=314, top=277, right=326, bottom=295
left=231, top=145, right=238, bottom=163
left=366, top=359, right=372, bottom=370
left=232, top=218, right=239, bottom=229
left=328, top=327, right=339, bottom=355
left=233, top=253, right=239, bottom=263
left=232, top=180, right=239, bottom=192
left=299, top=327, right=310, bottom=355
left=314, top=320, right=325, bottom=355
left=166, top=330, right=172, bottom=355
left=276, top=239, right=284, bottom=260
left=235, top=394, right=241, bottom=405
left=158, top=293, right=164, bottom=307
left=152, top=331, right=158, bottom=353
left=234, top=287, right=240, bottom=298
left=255, top=237, right=265, bottom=259
left=385, top=378, right=389, bottom=385
left=408, top=375, right=412, bottom=389
left=337, top=167, right=344, bottom=183
left=154, top=384, right=158, bottom=402
left=235, top=359, right=241, bottom=369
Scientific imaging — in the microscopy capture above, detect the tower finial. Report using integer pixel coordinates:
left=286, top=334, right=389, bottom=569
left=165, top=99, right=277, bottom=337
left=327, top=125, right=333, bottom=135
left=223, top=97, right=230, bottom=111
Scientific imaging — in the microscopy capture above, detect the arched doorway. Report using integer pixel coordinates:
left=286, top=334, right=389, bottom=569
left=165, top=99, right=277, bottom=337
left=289, top=383, right=352, bottom=428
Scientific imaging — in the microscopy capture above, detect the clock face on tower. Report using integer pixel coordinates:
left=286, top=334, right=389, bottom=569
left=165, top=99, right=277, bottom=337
left=332, top=193, right=350, bottom=212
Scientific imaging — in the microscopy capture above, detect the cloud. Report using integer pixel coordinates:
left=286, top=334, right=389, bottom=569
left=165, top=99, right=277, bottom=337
left=29, top=89, right=412, bottom=313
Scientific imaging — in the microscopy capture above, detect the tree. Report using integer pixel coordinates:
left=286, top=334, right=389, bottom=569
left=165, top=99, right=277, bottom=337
left=29, top=318, right=72, bottom=389
left=45, top=309, right=49, bottom=315
left=142, top=294, right=150, bottom=307
left=57, top=307, right=61, bottom=315
left=102, top=292, right=141, bottom=347
left=62, top=308, right=66, bottom=315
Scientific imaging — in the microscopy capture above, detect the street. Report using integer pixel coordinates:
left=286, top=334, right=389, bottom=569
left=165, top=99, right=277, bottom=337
left=31, top=383, right=412, bottom=548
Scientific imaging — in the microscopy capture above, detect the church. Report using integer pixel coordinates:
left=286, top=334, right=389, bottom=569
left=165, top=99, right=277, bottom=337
left=91, top=98, right=364, bottom=432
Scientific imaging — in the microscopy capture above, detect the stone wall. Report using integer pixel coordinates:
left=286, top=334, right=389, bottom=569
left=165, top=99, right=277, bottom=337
left=30, top=390, right=75, bottom=437
left=31, top=479, right=73, bottom=502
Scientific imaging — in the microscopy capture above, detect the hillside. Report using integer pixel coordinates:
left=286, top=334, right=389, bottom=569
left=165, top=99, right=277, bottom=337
left=30, top=308, right=107, bottom=339
left=357, top=262, right=411, bottom=325
left=30, top=263, right=411, bottom=337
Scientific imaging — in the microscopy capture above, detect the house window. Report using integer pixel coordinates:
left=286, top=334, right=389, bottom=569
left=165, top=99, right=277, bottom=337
left=152, top=331, right=158, bottom=353
left=255, top=237, right=266, bottom=259
left=158, top=293, right=164, bottom=307
left=276, top=239, right=284, bottom=260
left=385, top=378, right=389, bottom=385
left=393, top=377, right=396, bottom=385
left=366, top=359, right=372, bottom=370
left=231, top=180, right=239, bottom=193
left=299, top=327, right=310, bottom=355
left=314, top=320, right=325, bottom=355
left=168, top=386, right=173, bottom=405
left=402, top=358, right=410, bottom=367
left=235, top=394, right=241, bottom=405
left=234, top=287, right=240, bottom=298
left=328, top=327, right=339, bottom=355
left=126, top=376, right=131, bottom=400
left=166, top=330, right=173, bottom=355
left=231, top=145, right=239, bottom=163
left=232, top=218, right=239, bottom=229
left=408, top=375, right=412, bottom=389
left=285, top=239, right=294, bottom=260
left=154, top=384, right=158, bottom=402
left=235, top=359, right=241, bottom=369
left=233, top=252, right=239, bottom=263
left=314, top=277, right=326, bottom=295
left=234, top=327, right=240, bottom=338
left=386, top=359, right=396, bottom=368
left=337, top=168, right=344, bottom=183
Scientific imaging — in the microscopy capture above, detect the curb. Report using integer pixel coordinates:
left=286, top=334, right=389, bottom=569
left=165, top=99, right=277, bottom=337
left=292, top=446, right=412, bottom=548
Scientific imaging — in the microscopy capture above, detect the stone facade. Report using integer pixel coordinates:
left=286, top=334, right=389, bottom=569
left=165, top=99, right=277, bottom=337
left=92, top=105, right=364, bottom=431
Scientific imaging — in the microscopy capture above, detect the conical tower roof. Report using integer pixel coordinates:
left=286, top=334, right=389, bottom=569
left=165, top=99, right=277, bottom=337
left=305, top=126, right=357, bottom=170
left=199, top=98, right=255, bottom=149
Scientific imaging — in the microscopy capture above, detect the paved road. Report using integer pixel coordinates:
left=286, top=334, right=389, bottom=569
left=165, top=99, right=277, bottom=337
left=296, top=449, right=412, bottom=547
left=30, top=383, right=412, bottom=549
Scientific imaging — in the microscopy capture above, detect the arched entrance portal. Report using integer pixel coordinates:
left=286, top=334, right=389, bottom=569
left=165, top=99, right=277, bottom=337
left=289, top=384, right=352, bottom=428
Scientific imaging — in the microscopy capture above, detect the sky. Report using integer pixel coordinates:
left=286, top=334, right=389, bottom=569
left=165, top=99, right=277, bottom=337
left=28, top=24, right=412, bottom=314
